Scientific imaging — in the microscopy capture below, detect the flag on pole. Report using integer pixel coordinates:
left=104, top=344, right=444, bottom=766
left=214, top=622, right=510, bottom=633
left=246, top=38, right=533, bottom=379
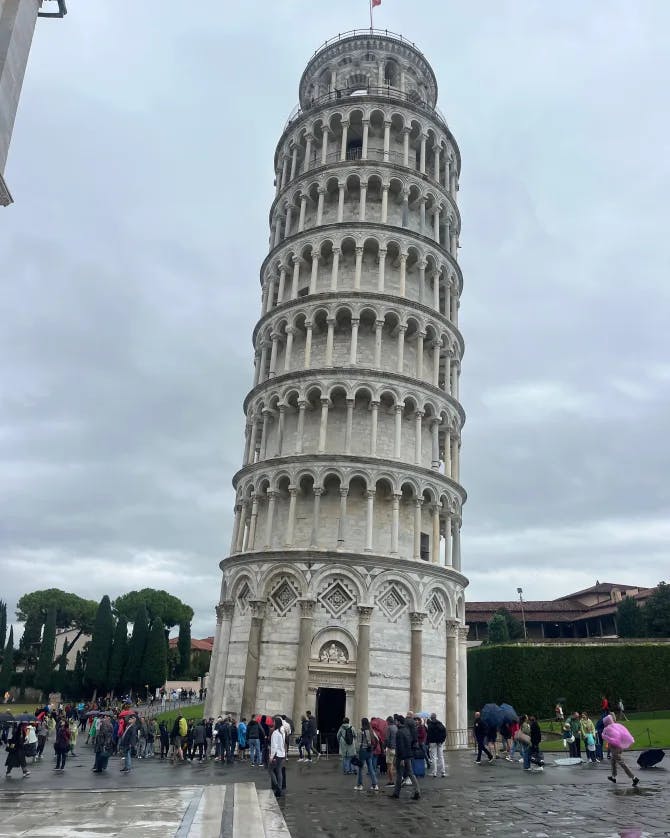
left=370, top=0, right=381, bottom=28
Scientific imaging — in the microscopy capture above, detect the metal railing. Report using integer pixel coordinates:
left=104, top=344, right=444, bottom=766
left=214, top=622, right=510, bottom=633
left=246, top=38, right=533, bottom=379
left=309, top=29, right=425, bottom=61
left=283, top=86, right=449, bottom=134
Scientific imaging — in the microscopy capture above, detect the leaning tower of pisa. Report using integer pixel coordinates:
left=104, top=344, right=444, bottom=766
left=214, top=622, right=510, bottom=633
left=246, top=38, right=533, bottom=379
left=207, top=30, right=468, bottom=746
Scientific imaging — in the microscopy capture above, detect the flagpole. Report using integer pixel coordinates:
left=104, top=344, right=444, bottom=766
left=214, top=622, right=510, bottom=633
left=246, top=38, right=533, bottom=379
left=369, top=0, right=373, bottom=30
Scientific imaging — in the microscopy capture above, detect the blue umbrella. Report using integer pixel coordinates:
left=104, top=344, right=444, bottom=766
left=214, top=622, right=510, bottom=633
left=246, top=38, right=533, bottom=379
left=416, top=711, right=431, bottom=719
left=499, top=703, right=519, bottom=723
left=481, top=703, right=504, bottom=730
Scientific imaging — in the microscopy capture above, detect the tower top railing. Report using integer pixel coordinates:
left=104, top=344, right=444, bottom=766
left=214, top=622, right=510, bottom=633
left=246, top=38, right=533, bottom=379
left=309, top=29, right=425, bottom=61
left=283, top=85, right=450, bottom=135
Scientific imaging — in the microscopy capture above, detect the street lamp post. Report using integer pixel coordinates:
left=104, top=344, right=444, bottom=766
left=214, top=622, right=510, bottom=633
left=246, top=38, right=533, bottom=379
left=517, top=587, right=527, bottom=640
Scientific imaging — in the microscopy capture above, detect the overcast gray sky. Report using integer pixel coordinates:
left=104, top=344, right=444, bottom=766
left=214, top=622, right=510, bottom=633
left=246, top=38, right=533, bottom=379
left=2, top=0, right=669, bottom=639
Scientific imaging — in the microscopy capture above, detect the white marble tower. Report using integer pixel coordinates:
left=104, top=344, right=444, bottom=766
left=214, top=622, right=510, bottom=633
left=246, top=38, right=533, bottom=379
left=208, top=30, right=469, bottom=746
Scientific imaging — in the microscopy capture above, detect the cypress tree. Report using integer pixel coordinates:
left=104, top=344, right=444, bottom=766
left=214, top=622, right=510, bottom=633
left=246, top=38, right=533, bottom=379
left=142, top=618, right=167, bottom=693
left=84, top=595, right=115, bottom=697
left=108, top=614, right=128, bottom=694
left=177, top=621, right=192, bottom=678
left=35, top=606, right=56, bottom=695
left=0, top=600, right=6, bottom=656
left=0, top=626, right=14, bottom=694
left=123, top=604, right=149, bottom=693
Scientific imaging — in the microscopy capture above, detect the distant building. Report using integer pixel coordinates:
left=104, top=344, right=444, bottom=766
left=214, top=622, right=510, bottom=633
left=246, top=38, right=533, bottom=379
left=53, top=627, right=90, bottom=669
left=466, top=582, right=652, bottom=642
left=168, top=636, right=213, bottom=666
left=0, top=0, right=66, bottom=205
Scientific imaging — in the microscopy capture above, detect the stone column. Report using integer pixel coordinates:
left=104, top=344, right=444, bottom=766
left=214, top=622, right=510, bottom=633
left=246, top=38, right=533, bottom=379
left=258, top=342, right=269, bottom=384
left=285, top=487, right=298, bottom=546
left=337, top=488, right=349, bottom=550
left=206, top=600, right=235, bottom=718
left=381, top=185, right=389, bottom=223
left=457, top=625, right=469, bottom=737
left=370, top=401, right=379, bottom=456
left=269, top=333, right=280, bottom=378
left=247, top=495, right=260, bottom=549
left=292, top=599, right=316, bottom=724
left=399, top=252, right=407, bottom=295
left=242, top=423, right=253, bottom=465
left=434, top=144, right=441, bottom=182
left=241, top=600, right=266, bottom=720
left=310, top=487, right=322, bottom=547
left=325, top=318, right=335, bottom=366
left=394, top=404, right=403, bottom=459
left=419, top=199, right=426, bottom=236
left=320, top=127, right=330, bottom=165
left=432, top=271, right=440, bottom=311
left=383, top=119, right=391, bottom=162
left=264, top=490, right=277, bottom=548
left=444, top=428, right=452, bottom=477
left=361, top=119, right=370, bottom=159
left=374, top=320, right=384, bottom=367
left=284, top=204, right=293, bottom=239
left=236, top=501, right=248, bottom=552
left=276, top=406, right=286, bottom=456
left=432, top=340, right=441, bottom=387
left=354, top=247, right=363, bottom=289
left=355, top=605, right=374, bottom=723
left=431, top=504, right=441, bottom=563
left=316, top=188, right=325, bottom=225
left=452, top=516, right=462, bottom=571
left=330, top=248, right=340, bottom=291
left=289, top=145, right=298, bottom=180
left=391, top=493, right=401, bottom=555
left=340, top=120, right=349, bottom=161
left=359, top=183, right=367, bottom=221
left=298, top=196, right=307, bottom=232
left=303, top=322, right=313, bottom=368
left=409, top=612, right=425, bottom=711
left=413, top=498, right=423, bottom=559
left=230, top=503, right=242, bottom=553
left=345, top=399, right=354, bottom=453
left=310, top=252, right=320, bottom=294
left=259, top=409, right=271, bottom=459
left=418, top=259, right=426, bottom=302
left=280, top=155, right=288, bottom=189
left=291, top=257, right=302, bottom=299
left=414, top=410, right=423, bottom=465
left=396, top=325, right=406, bottom=373
left=431, top=419, right=440, bottom=469
left=444, top=354, right=452, bottom=396
left=445, top=620, right=459, bottom=743
left=419, top=133, right=427, bottom=174
left=416, top=332, right=424, bottom=379
left=337, top=183, right=345, bottom=222
left=318, top=398, right=329, bottom=452
left=295, top=400, right=307, bottom=453
left=303, top=134, right=313, bottom=173
left=364, top=490, right=375, bottom=553
left=433, top=207, right=440, bottom=243
left=377, top=248, right=386, bottom=292
left=350, top=319, right=359, bottom=365
left=444, top=511, right=452, bottom=567
left=402, top=127, right=410, bottom=167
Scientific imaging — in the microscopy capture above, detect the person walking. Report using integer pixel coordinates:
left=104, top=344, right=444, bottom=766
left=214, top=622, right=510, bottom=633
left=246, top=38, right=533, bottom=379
left=298, top=714, right=310, bottom=762
left=354, top=718, right=379, bottom=791
left=390, top=715, right=420, bottom=800
left=518, top=715, right=533, bottom=771
left=305, top=710, right=317, bottom=762
left=238, top=717, right=248, bottom=760
left=568, top=712, right=582, bottom=759
left=269, top=716, right=286, bottom=798
left=336, top=717, right=357, bottom=775
left=35, top=718, right=48, bottom=761
left=580, top=712, right=598, bottom=764
left=246, top=716, right=262, bottom=767
left=120, top=716, right=138, bottom=773
left=54, top=719, right=70, bottom=772
left=5, top=723, right=30, bottom=778
left=384, top=716, right=398, bottom=788
left=602, top=716, right=639, bottom=787
left=92, top=717, right=113, bottom=773
left=617, top=698, right=628, bottom=721
left=159, top=721, right=170, bottom=759
left=192, top=719, right=207, bottom=762
left=528, top=715, right=544, bottom=771
left=473, top=712, right=493, bottom=764
left=427, top=712, right=447, bottom=777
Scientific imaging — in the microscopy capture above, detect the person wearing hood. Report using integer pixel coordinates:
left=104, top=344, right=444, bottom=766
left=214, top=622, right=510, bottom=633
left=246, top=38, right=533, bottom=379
left=336, top=717, right=357, bottom=775
left=390, top=716, right=420, bottom=800
left=603, top=715, right=639, bottom=787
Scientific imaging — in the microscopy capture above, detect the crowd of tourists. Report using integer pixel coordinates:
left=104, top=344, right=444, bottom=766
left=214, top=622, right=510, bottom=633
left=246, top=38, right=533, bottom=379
left=3, top=694, right=640, bottom=793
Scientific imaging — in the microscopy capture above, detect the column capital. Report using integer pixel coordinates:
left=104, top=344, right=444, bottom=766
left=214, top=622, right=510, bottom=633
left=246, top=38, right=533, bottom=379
left=417, top=258, right=427, bottom=269
left=457, top=624, right=470, bottom=641
left=361, top=117, right=370, bottom=126
left=321, top=125, right=331, bottom=136
left=375, top=319, right=385, bottom=329
left=397, top=324, right=407, bottom=335
left=365, top=489, right=376, bottom=500
left=414, top=409, right=425, bottom=419
left=266, top=489, right=279, bottom=500
left=288, top=486, right=299, bottom=497
left=292, top=254, right=305, bottom=266
left=326, top=316, right=336, bottom=326
left=355, top=245, right=364, bottom=254
left=249, top=599, right=266, bottom=619
left=317, top=186, right=326, bottom=195
left=446, top=619, right=459, bottom=638
left=215, top=600, right=235, bottom=624
left=399, top=251, right=408, bottom=261
left=430, top=502, right=443, bottom=514
left=350, top=317, right=360, bottom=327
left=298, top=598, right=317, bottom=618
left=341, top=119, right=350, bottom=127
left=392, top=492, right=402, bottom=502
left=285, top=325, right=296, bottom=336
left=394, top=403, right=403, bottom=414
left=414, top=497, right=424, bottom=508
left=451, top=515, right=462, bottom=530
left=311, top=250, right=322, bottom=262
left=339, top=487, right=349, bottom=498
left=357, top=605, right=374, bottom=625
left=297, top=398, right=308, bottom=408
left=402, top=125, right=411, bottom=135
left=313, top=486, right=324, bottom=497
left=409, top=611, right=427, bottom=630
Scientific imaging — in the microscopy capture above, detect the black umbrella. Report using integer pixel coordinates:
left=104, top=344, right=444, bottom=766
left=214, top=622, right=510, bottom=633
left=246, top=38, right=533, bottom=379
left=0, top=711, right=14, bottom=722
left=14, top=713, right=34, bottom=723
left=637, top=749, right=665, bottom=769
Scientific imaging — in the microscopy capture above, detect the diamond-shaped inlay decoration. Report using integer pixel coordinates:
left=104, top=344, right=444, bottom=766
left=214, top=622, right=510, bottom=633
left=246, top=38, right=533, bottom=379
left=427, top=593, right=445, bottom=628
left=269, top=578, right=299, bottom=616
left=318, top=580, right=355, bottom=618
left=377, top=583, right=408, bottom=623
left=237, top=582, right=251, bottom=615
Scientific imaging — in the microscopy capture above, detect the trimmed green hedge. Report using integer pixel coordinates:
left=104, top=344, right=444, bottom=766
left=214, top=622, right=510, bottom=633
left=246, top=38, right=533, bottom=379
left=468, top=644, right=670, bottom=716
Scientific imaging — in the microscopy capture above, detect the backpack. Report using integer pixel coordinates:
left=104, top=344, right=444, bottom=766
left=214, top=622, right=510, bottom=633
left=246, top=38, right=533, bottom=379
left=344, top=726, right=354, bottom=746
left=178, top=717, right=187, bottom=737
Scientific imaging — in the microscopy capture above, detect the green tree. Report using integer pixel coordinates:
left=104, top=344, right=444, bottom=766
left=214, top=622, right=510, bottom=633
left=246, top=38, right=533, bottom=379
left=19, top=612, right=44, bottom=660
left=16, top=589, right=97, bottom=633
left=84, top=595, right=115, bottom=697
left=123, top=604, right=149, bottom=692
left=108, top=615, right=128, bottom=694
left=487, top=613, right=510, bottom=644
left=35, top=606, right=57, bottom=695
left=495, top=607, right=524, bottom=640
left=644, top=582, right=670, bottom=637
left=617, top=596, right=647, bottom=638
left=0, top=600, right=6, bottom=657
left=114, top=589, right=193, bottom=629
left=142, top=618, right=167, bottom=692
left=177, top=621, right=192, bottom=677
left=191, top=649, right=211, bottom=679
left=0, top=626, right=14, bottom=694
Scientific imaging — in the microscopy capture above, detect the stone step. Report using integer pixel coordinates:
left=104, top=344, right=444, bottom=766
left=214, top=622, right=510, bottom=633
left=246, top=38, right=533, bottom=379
left=180, top=781, right=291, bottom=837
left=257, top=789, right=292, bottom=838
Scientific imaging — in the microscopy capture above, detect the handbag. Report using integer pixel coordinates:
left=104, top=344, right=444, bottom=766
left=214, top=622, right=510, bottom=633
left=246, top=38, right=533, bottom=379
left=351, top=755, right=361, bottom=767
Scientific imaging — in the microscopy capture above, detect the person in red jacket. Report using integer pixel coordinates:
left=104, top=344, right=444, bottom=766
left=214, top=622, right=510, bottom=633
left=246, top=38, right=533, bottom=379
left=416, top=718, right=430, bottom=770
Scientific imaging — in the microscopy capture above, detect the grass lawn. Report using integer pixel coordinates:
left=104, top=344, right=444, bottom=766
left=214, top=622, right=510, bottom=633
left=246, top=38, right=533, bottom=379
left=155, top=704, right=205, bottom=726
left=539, top=714, right=670, bottom=751
left=0, top=703, right=43, bottom=717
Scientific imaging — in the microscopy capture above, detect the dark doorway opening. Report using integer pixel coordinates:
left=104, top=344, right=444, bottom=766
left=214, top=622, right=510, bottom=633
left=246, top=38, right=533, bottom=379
left=316, top=687, right=346, bottom=753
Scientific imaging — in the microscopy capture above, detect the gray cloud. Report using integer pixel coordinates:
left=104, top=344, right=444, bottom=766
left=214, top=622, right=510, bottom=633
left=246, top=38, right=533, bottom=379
left=1, top=1, right=669, bottom=638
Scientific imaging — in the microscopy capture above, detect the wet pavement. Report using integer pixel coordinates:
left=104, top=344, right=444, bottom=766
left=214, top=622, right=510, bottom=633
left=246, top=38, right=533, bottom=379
left=1, top=746, right=669, bottom=836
